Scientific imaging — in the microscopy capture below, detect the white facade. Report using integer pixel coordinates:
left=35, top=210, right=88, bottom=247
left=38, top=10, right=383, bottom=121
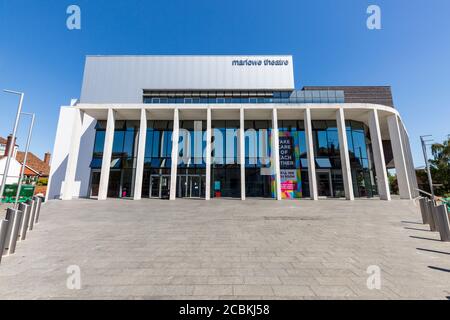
left=47, top=55, right=418, bottom=202
left=0, top=157, right=21, bottom=186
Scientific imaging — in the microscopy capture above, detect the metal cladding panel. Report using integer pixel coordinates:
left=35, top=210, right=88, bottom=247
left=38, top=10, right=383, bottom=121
left=80, top=55, right=295, bottom=103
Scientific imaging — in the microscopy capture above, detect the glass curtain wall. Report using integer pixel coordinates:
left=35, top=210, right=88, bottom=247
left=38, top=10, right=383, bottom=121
left=244, top=120, right=274, bottom=198
left=142, top=120, right=173, bottom=199
left=211, top=120, right=241, bottom=198
left=177, top=120, right=207, bottom=198
left=89, top=120, right=139, bottom=198
left=312, top=120, right=345, bottom=198
left=278, top=120, right=310, bottom=199
left=346, top=121, right=378, bottom=198
left=89, top=120, right=106, bottom=197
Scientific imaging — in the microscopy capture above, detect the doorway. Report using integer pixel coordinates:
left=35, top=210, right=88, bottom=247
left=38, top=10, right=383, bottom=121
left=177, top=175, right=205, bottom=198
left=149, top=175, right=171, bottom=199
left=316, top=170, right=333, bottom=198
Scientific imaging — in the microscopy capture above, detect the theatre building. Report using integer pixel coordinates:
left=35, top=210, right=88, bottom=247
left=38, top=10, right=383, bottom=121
left=47, top=55, right=418, bottom=202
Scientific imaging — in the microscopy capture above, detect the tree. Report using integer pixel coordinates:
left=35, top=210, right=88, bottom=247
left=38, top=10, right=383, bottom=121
left=429, top=138, right=450, bottom=197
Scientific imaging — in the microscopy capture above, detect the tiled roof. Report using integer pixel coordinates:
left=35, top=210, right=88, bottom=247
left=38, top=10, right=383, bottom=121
left=0, top=136, right=7, bottom=144
left=15, top=152, right=50, bottom=177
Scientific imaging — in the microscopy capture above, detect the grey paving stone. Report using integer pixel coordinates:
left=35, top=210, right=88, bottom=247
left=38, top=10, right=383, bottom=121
left=0, top=198, right=448, bottom=299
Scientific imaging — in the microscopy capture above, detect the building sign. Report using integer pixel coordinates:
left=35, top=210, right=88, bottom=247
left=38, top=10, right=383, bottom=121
left=232, top=59, right=289, bottom=66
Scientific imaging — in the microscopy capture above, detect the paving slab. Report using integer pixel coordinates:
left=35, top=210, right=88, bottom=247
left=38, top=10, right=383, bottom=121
left=0, top=198, right=449, bottom=300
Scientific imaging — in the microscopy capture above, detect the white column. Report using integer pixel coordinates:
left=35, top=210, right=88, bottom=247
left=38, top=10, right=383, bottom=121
left=239, top=107, right=246, bottom=200
left=98, top=108, right=115, bottom=200
left=169, top=108, right=179, bottom=200
left=368, top=110, right=391, bottom=201
left=205, top=108, right=212, bottom=200
left=61, top=109, right=83, bottom=200
left=272, top=108, right=282, bottom=200
left=400, top=122, right=419, bottom=198
left=134, top=108, right=147, bottom=200
left=336, top=108, right=354, bottom=200
left=304, top=108, right=318, bottom=200
left=388, top=115, right=412, bottom=199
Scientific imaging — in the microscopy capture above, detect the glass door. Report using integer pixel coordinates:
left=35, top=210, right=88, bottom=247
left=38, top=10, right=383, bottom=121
left=316, top=170, right=332, bottom=198
left=150, top=175, right=161, bottom=198
left=190, top=175, right=201, bottom=198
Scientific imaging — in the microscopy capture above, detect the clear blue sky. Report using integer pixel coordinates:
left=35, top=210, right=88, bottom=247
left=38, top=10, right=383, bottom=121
left=1, top=0, right=449, bottom=166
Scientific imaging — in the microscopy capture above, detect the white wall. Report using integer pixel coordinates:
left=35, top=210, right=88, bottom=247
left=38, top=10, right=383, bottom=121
left=0, top=157, right=21, bottom=186
left=46, top=107, right=76, bottom=200
left=81, top=55, right=295, bottom=103
left=47, top=107, right=97, bottom=200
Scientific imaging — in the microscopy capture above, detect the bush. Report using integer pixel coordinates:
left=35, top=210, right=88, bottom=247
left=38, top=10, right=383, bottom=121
left=37, top=177, right=48, bottom=186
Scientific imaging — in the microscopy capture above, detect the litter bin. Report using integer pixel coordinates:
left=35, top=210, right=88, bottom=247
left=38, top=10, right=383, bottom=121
left=18, top=202, right=31, bottom=241
left=0, top=220, right=9, bottom=264
left=3, top=208, right=23, bottom=255
left=433, top=204, right=450, bottom=242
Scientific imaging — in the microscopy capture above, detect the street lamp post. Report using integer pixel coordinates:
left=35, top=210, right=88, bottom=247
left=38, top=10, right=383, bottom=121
left=13, top=113, right=35, bottom=209
left=420, top=135, right=435, bottom=202
left=0, top=90, right=25, bottom=201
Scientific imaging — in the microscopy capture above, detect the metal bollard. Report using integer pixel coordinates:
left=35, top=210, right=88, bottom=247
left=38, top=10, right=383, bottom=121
left=33, top=196, right=42, bottom=224
left=433, top=204, right=450, bottom=242
left=426, top=199, right=437, bottom=232
left=418, top=197, right=429, bottom=225
left=3, top=208, right=23, bottom=255
left=18, top=203, right=31, bottom=241
left=27, top=199, right=37, bottom=231
left=0, top=220, right=9, bottom=264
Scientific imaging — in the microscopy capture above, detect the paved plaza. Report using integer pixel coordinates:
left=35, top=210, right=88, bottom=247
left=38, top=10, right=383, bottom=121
left=0, top=198, right=449, bottom=300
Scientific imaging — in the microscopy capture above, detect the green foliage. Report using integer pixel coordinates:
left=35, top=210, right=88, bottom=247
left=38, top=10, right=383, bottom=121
left=37, top=177, right=48, bottom=186
left=388, top=172, right=399, bottom=195
left=429, top=138, right=450, bottom=196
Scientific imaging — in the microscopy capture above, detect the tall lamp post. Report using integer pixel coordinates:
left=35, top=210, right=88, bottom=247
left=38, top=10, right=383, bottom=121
left=13, top=113, right=35, bottom=209
left=420, top=135, right=435, bottom=201
left=0, top=90, right=24, bottom=201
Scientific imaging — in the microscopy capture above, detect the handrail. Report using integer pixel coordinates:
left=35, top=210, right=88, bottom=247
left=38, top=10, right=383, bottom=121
left=417, top=188, right=450, bottom=211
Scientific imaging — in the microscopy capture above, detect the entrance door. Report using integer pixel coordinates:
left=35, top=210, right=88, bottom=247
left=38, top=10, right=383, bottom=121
left=316, top=170, right=332, bottom=198
left=150, top=175, right=161, bottom=198
left=190, top=175, right=201, bottom=198
left=160, top=175, right=170, bottom=199
left=150, top=175, right=171, bottom=199
left=108, top=170, right=121, bottom=198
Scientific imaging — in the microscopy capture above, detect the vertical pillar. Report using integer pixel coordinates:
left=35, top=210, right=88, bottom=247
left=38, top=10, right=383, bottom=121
left=304, top=108, right=318, bottom=200
left=61, top=109, right=83, bottom=200
left=240, top=107, right=246, bottom=200
left=205, top=108, right=212, bottom=200
left=388, top=115, right=412, bottom=199
left=98, top=108, right=115, bottom=200
left=272, top=108, right=282, bottom=200
left=400, top=121, right=419, bottom=198
left=336, top=108, right=354, bottom=200
left=170, top=108, right=179, bottom=200
left=134, top=108, right=147, bottom=200
left=368, top=110, right=391, bottom=200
